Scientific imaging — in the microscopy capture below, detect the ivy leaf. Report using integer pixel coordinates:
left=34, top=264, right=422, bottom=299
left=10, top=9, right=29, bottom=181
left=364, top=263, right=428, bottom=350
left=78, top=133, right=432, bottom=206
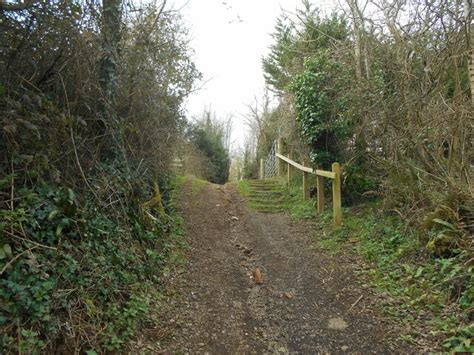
left=414, top=267, right=424, bottom=278
left=55, top=224, right=63, bottom=237
left=67, top=188, right=76, bottom=202
left=3, top=244, right=12, bottom=258
left=48, top=210, right=59, bottom=221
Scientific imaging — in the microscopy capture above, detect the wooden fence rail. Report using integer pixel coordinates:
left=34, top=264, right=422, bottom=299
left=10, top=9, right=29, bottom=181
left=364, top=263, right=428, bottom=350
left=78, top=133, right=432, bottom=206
left=260, top=139, right=342, bottom=227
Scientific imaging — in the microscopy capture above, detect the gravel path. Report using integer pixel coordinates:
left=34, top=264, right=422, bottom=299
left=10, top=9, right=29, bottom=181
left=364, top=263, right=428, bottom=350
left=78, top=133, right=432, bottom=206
left=137, top=180, right=413, bottom=353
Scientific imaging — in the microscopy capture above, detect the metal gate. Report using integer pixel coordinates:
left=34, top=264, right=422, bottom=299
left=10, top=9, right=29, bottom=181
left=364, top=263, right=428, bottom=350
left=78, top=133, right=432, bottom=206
left=264, top=140, right=277, bottom=178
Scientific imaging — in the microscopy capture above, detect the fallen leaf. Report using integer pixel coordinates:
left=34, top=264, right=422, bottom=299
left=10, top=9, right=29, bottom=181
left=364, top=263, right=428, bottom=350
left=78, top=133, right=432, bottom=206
left=253, top=267, right=263, bottom=284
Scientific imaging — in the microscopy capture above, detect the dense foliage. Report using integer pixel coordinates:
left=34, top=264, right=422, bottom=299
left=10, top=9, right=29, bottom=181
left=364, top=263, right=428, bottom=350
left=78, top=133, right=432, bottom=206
left=0, top=1, right=199, bottom=352
left=258, top=0, right=473, bottom=233
left=290, top=53, right=353, bottom=167
left=187, top=112, right=231, bottom=184
left=241, top=0, right=473, bottom=349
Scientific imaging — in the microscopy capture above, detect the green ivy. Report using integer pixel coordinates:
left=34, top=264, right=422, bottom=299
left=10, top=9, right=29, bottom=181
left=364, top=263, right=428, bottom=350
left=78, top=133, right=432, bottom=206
left=0, top=171, right=182, bottom=352
left=290, top=52, right=354, bottom=167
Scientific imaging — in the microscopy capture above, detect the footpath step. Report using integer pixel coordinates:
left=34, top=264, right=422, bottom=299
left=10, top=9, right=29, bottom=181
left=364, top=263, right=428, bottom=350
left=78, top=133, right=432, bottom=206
left=244, top=179, right=288, bottom=213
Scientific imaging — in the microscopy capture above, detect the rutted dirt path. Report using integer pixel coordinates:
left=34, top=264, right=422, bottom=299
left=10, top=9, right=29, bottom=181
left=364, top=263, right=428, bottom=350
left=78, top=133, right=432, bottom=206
left=139, top=180, right=412, bottom=353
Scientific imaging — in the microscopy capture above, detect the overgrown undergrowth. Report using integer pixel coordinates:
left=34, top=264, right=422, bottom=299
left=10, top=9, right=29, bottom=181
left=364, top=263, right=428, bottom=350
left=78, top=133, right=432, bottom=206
left=0, top=174, right=187, bottom=353
left=317, top=205, right=473, bottom=352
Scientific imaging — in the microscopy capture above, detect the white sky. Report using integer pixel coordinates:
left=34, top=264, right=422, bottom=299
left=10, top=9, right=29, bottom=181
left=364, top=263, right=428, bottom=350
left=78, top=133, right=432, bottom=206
left=174, top=0, right=339, bottom=151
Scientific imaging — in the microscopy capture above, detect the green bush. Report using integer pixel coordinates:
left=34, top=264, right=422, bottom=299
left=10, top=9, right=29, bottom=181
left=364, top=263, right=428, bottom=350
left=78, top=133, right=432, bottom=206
left=342, top=163, right=380, bottom=204
left=0, top=168, right=183, bottom=352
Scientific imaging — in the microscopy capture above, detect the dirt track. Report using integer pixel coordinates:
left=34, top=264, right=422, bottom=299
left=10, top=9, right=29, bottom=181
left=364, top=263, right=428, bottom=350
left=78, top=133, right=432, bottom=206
left=140, top=180, right=412, bottom=353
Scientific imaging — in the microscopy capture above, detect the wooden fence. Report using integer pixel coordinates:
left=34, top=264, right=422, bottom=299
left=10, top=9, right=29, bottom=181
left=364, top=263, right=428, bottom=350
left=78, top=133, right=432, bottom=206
left=260, top=138, right=342, bottom=227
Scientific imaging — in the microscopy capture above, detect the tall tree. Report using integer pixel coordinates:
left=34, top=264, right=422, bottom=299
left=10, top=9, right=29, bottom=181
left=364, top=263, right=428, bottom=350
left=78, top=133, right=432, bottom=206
left=347, top=0, right=369, bottom=80
left=465, top=0, right=474, bottom=104
left=100, top=0, right=122, bottom=126
left=189, top=111, right=231, bottom=184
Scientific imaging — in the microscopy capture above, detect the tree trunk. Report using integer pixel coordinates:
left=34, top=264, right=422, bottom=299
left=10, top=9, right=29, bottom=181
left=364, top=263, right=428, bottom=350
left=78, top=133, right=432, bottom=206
left=100, top=0, right=122, bottom=122
left=464, top=0, right=474, bottom=104
left=347, top=0, right=363, bottom=80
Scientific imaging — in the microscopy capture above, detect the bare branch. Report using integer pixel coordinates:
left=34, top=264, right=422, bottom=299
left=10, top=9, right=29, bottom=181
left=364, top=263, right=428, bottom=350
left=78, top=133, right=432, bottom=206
left=0, top=0, right=34, bottom=11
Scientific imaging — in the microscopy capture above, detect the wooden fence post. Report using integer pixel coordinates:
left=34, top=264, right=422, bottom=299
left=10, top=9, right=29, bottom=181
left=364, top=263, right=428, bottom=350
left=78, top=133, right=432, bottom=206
left=332, top=162, right=342, bottom=227
left=302, top=159, right=310, bottom=201
left=277, top=138, right=285, bottom=178
left=316, top=172, right=325, bottom=214
left=287, top=153, right=293, bottom=184
left=260, top=158, right=264, bottom=180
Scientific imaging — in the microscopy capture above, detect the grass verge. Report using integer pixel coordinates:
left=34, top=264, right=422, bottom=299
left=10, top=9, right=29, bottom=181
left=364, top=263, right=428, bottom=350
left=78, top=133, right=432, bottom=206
left=318, top=203, right=473, bottom=351
left=235, top=180, right=251, bottom=197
